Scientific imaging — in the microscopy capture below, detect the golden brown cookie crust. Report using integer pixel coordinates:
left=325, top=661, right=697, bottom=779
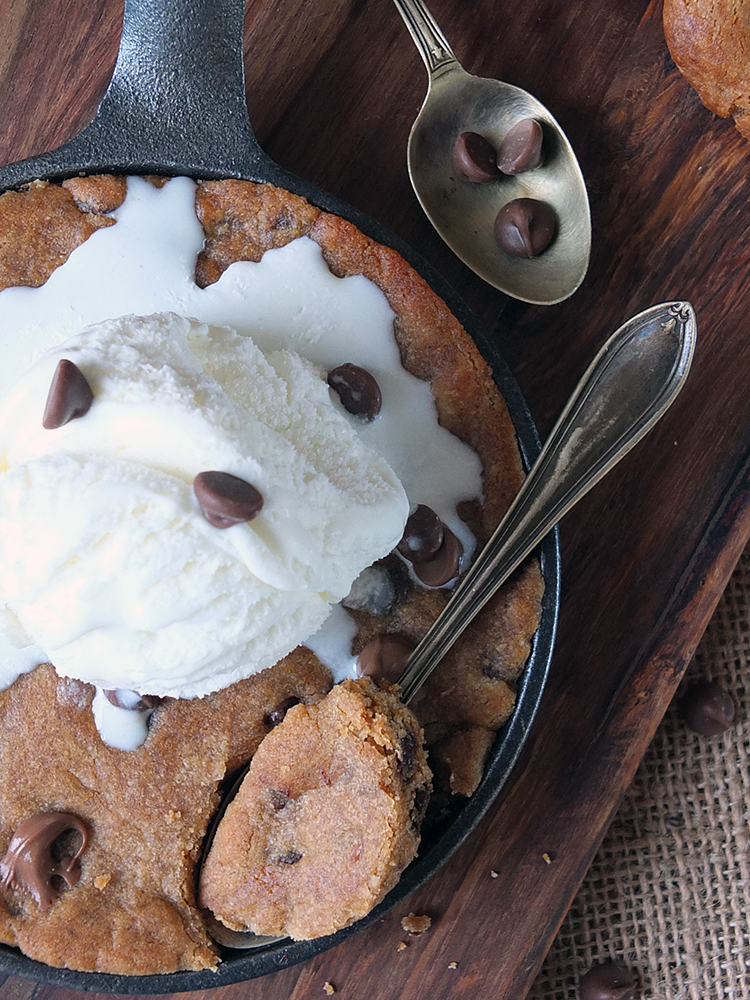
left=0, top=655, right=332, bottom=973
left=663, top=0, right=750, bottom=139
left=0, top=174, right=544, bottom=972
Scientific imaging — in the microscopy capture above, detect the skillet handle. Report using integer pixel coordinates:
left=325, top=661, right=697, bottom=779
left=0, top=0, right=271, bottom=190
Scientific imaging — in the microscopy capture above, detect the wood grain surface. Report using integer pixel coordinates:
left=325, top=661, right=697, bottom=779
left=2, top=0, right=749, bottom=998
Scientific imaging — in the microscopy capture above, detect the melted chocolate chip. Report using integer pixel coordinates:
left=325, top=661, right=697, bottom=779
left=356, top=635, right=415, bottom=684
left=494, top=198, right=556, bottom=258
left=0, top=812, right=89, bottom=909
left=410, top=786, right=430, bottom=832
left=681, top=680, right=736, bottom=736
left=42, top=359, right=94, bottom=429
left=412, top=526, right=463, bottom=587
left=269, top=789, right=290, bottom=811
left=327, top=363, right=382, bottom=421
left=104, top=690, right=161, bottom=712
left=275, top=851, right=303, bottom=865
left=397, top=505, right=444, bottom=564
left=579, top=962, right=637, bottom=1000
left=194, top=471, right=263, bottom=528
left=397, top=730, right=418, bottom=783
left=452, top=131, right=499, bottom=182
left=497, top=118, right=544, bottom=174
left=264, top=696, right=300, bottom=729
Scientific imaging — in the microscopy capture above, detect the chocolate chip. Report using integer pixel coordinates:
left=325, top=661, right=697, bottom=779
left=412, top=526, right=463, bottom=587
left=327, top=363, right=382, bottom=421
left=268, top=789, right=290, bottom=811
left=410, top=786, right=430, bottom=831
left=264, top=696, right=300, bottom=729
left=275, top=851, right=303, bottom=865
left=494, top=198, right=556, bottom=258
left=579, top=962, right=637, bottom=1000
left=397, top=505, right=444, bottom=564
left=452, top=131, right=500, bottom=182
left=397, top=730, right=418, bottom=782
left=193, top=471, right=263, bottom=528
left=497, top=118, right=544, bottom=174
left=104, top=690, right=161, bottom=712
left=356, top=635, right=415, bottom=684
left=681, top=680, right=736, bottom=736
left=0, top=812, right=89, bottom=910
left=42, top=359, right=94, bottom=429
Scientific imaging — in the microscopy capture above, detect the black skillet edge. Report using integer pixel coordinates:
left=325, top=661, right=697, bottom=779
left=0, top=0, right=560, bottom=986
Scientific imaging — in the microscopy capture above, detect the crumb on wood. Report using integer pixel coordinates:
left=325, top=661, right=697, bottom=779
left=324, top=982, right=336, bottom=995
left=401, top=912, right=432, bottom=935
left=542, top=852, right=552, bottom=864
left=448, top=961, right=458, bottom=969
left=397, top=941, right=408, bottom=951
left=490, top=869, right=499, bottom=878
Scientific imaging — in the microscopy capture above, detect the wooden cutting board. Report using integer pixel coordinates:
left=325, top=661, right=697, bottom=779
left=2, top=0, right=749, bottom=997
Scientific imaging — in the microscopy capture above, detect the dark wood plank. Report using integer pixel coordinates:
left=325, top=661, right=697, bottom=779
left=2, top=0, right=750, bottom=997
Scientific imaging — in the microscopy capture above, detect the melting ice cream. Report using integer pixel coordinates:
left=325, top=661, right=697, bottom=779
left=0, top=176, right=483, bottom=745
left=0, top=313, right=408, bottom=699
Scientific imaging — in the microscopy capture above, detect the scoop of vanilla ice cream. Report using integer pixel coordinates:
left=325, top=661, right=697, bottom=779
left=0, top=313, right=409, bottom=698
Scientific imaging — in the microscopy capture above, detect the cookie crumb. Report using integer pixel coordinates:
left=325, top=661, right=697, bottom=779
left=542, top=852, right=552, bottom=864
left=167, top=809, right=182, bottom=822
left=448, top=961, right=458, bottom=969
left=397, top=941, right=408, bottom=951
left=93, top=874, right=111, bottom=890
left=324, top=982, right=336, bottom=995
left=401, top=912, right=431, bottom=935
left=490, top=869, right=499, bottom=878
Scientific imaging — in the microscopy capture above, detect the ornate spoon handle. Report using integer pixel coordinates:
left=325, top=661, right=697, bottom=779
left=399, top=301, right=696, bottom=703
left=391, top=0, right=459, bottom=76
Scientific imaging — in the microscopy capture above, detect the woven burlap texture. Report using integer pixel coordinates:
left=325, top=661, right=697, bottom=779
left=528, top=544, right=750, bottom=1000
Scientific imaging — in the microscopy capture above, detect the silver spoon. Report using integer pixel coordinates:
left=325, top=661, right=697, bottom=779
left=202, top=301, right=695, bottom=949
left=392, top=0, right=591, bottom=305
left=398, top=300, right=696, bottom=699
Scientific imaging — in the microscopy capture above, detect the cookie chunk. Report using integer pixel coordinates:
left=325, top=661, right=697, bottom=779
left=199, top=678, right=431, bottom=940
left=0, top=655, right=332, bottom=974
left=663, top=0, right=750, bottom=139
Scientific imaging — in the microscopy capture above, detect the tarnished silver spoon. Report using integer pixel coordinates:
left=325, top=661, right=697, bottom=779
left=398, top=301, right=696, bottom=699
left=392, top=0, right=591, bottom=305
left=202, top=300, right=695, bottom=949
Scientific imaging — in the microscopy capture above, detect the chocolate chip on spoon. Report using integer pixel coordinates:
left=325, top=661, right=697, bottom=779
left=194, top=471, right=264, bottom=528
left=357, top=635, right=415, bottom=684
left=42, top=359, right=94, bottom=429
left=397, top=505, right=444, bottom=564
left=497, top=118, right=544, bottom=174
left=327, top=363, right=382, bottom=421
left=681, top=680, right=735, bottom=736
left=494, top=198, right=556, bottom=258
left=452, top=131, right=500, bottom=182
left=579, top=962, right=637, bottom=1000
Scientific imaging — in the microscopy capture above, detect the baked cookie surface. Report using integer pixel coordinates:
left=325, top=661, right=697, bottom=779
left=0, top=655, right=332, bottom=974
left=663, top=0, right=750, bottom=139
left=199, top=677, right=431, bottom=940
left=0, top=175, right=544, bottom=974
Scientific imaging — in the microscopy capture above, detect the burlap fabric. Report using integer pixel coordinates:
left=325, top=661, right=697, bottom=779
left=528, top=544, right=750, bottom=1000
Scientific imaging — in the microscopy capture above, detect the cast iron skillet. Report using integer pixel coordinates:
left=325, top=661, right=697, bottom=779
left=0, top=0, right=560, bottom=990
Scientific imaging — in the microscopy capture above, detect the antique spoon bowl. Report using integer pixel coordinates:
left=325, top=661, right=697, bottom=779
left=393, top=0, right=591, bottom=305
